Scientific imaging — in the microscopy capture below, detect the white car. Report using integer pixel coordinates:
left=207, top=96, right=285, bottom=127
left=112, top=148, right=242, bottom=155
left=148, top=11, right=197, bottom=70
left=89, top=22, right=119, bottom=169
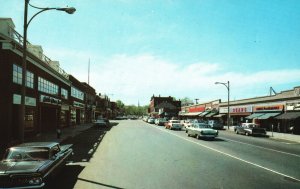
left=181, top=120, right=193, bottom=131
left=187, top=123, right=218, bottom=139
left=165, top=120, right=182, bottom=130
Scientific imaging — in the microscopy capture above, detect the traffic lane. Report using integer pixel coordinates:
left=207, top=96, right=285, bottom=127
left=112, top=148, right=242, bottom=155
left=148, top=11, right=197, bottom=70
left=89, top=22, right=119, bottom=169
left=219, top=130, right=300, bottom=155
left=153, top=123, right=300, bottom=158
left=153, top=124, right=300, bottom=158
left=75, top=120, right=299, bottom=189
left=151, top=124, right=300, bottom=181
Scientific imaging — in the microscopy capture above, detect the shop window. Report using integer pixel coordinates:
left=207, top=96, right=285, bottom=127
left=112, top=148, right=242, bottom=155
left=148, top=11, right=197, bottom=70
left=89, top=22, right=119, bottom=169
left=70, top=109, right=76, bottom=125
left=24, top=108, right=35, bottom=130
left=60, top=110, right=68, bottom=127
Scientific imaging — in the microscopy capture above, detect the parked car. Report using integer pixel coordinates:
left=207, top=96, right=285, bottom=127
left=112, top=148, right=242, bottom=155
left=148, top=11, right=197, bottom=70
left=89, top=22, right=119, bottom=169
left=155, top=118, right=168, bottom=126
left=143, top=116, right=149, bottom=122
left=94, top=118, right=109, bottom=127
left=182, top=120, right=193, bottom=131
left=208, top=120, right=224, bottom=130
left=186, top=123, right=218, bottom=139
left=0, top=142, right=73, bottom=189
left=165, top=120, right=182, bottom=130
left=235, top=123, right=267, bottom=136
left=147, top=117, right=155, bottom=124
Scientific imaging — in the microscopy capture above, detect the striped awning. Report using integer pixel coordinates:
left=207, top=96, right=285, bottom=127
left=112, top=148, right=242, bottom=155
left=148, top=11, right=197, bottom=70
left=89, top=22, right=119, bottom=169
left=245, top=113, right=265, bottom=119
left=256, top=112, right=281, bottom=120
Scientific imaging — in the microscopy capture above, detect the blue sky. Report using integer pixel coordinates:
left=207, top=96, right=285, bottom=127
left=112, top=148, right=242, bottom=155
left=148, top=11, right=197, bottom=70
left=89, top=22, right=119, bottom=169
left=1, top=0, right=300, bottom=105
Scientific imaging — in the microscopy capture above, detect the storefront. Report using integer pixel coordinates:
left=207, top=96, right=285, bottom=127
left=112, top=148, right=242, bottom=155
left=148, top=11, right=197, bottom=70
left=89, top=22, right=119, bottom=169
left=230, top=105, right=252, bottom=125
left=275, top=102, right=300, bottom=134
left=71, top=101, right=85, bottom=125
left=60, top=104, right=69, bottom=128
left=246, top=104, right=284, bottom=131
left=39, top=94, right=61, bottom=132
left=12, top=94, right=37, bottom=137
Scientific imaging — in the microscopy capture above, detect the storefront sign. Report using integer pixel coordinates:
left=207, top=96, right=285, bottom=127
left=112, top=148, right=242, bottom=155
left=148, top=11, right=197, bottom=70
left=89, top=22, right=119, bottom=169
left=188, top=105, right=205, bottom=113
left=13, top=94, right=36, bottom=106
left=230, top=106, right=252, bottom=113
left=73, top=101, right=85, bottom=108
left=286, top=102, right=300, bottom=111
left=40, top=95, right=61, bottom=105
left=253, top=105, right=284, bottom=112
left=61, top=104, right=70, bottom=111
left=219, top=107, right=228, bottom=113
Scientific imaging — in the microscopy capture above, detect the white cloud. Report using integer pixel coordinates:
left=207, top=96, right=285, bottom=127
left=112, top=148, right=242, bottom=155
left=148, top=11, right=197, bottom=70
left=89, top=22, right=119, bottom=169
left=40, top=49, right=300, bottom=105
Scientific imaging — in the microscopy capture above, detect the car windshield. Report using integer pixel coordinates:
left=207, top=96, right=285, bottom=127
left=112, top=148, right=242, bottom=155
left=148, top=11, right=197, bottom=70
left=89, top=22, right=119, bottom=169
left=4, top=147, right=49, bottom=161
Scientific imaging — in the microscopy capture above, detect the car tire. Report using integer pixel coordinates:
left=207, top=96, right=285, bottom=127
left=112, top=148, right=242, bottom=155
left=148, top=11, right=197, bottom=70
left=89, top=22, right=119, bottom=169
left=187, top=132, right=190, bottom=137
left=236, top=130, right=239, bottom=134
left=196, top=135, right=201, bottom=140
left=245, top=132, right=249, bottom=136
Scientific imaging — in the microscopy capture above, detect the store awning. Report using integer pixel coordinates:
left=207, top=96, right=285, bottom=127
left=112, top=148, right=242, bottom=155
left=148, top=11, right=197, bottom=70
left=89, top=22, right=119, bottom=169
left=275, top=112, right=300, bottom=120
left=205, top=112, right=217, bottom=118
left=245, top=113, right=265, bottom=119
left=213, top=114, right=226, bottom=118
left=256, top=112, right=281, bottom=120
left=199, top=111, right=210, bottom=117
left=185, top=112, right=202, bottom=116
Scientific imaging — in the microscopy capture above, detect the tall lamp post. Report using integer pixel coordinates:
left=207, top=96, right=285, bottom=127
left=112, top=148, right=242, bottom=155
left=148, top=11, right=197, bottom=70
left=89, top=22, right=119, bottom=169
left=215, top=81, right=230, bottom=130
left=19, top=0, right=76, bottom=142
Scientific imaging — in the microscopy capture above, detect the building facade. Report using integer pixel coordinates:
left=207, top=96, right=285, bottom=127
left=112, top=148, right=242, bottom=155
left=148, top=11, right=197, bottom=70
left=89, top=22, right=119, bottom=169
left=149, top=95, right=181, bottom=118
left=180, top=87, right=300, bottom=134
left=0, top=18, right=116, bottom=151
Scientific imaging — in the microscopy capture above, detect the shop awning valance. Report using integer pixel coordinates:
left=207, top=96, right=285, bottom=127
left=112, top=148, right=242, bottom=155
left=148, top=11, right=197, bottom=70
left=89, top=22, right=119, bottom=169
left=213, top=114, right=226, bottom=118
left=185, top=112, right=202, bottom=116
left=199, top=111, right=210, bottom=117
left=245, top=113, right=265, bottom=119
left=256, top=112, right=281, bottom=120
left=205, top=112, right=217, bottom=118
left=275, top=112, right=300, bottom=120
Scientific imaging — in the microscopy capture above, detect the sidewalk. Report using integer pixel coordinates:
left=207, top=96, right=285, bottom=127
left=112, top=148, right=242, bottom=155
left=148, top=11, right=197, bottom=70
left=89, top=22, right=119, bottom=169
left=225, top=126, right=300, bottom=143
left=25, top=123, right=94, bottom=144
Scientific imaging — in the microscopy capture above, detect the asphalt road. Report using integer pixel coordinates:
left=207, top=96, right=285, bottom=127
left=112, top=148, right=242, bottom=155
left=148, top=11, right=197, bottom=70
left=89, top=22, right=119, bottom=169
left=47, top=120, right=300, bottom=189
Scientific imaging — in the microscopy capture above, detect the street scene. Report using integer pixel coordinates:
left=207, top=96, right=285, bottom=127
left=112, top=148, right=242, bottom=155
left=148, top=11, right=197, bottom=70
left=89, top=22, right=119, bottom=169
left=44, top=120, right=300, bottom=189
left=1, top=0, right=300, bottom=189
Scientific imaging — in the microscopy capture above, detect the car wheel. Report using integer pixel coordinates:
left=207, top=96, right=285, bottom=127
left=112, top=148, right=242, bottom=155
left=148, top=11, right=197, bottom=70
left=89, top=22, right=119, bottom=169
left=187, top=132, right=190, bottom=137
left=245, top=132, right=249, bottom=136
left=196, top=135, right=201, bottom=140
left=235, top=130, right=239, bottom=134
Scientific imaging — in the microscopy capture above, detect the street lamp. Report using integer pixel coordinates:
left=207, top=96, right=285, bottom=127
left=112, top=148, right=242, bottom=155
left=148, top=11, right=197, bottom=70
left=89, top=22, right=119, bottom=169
left=19, top=0, right=76, bottom=142
left=215, top=81, right=230, bottom=130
